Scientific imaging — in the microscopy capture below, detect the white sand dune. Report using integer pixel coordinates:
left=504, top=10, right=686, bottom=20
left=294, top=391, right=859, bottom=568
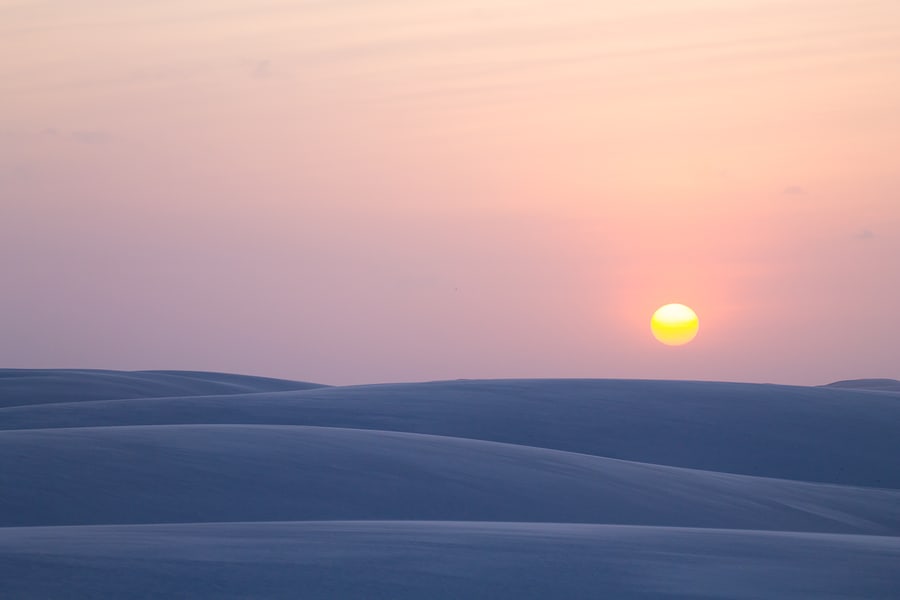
left=2, top=424, right=899, bottom=532
left=824, top=378, right=900, bottom=393
left=1, top=370, right=898, bottom=598
left=0, top=369, right=325, bottom=408
left=2, top=377, right=898, bottom=487
left=2, top=521, right=899, bottom=599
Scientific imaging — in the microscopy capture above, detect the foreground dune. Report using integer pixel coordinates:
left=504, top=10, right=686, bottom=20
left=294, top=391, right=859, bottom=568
left=1, top=370, right=898, bottom=598
left=3, top=521, right=899, bottom=600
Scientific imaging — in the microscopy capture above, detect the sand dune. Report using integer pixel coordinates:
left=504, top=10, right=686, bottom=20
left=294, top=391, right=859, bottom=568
left=824, top=378, right=900, bottom=393
left=3, top=377, right=898, bottom=487
left=1, top=370, right=897, bottom=598
left=2, top=521, right=899, bottom=599
left=0, top=369, right=325, bottom=408
left=3, top=424, right=899, bottom=532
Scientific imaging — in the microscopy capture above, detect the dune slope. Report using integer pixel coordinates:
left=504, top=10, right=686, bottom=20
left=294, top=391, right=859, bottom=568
left=3, top=378, right=898, bottom=487
left=2, top=521, right=899, bottom=600
left=0, top=368, right=325, bottom=408
left=1, top=370, right=897, bottom=598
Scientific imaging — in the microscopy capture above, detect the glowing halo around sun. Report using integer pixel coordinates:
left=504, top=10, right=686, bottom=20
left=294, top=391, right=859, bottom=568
left=651, top=304, right=699, bottom=346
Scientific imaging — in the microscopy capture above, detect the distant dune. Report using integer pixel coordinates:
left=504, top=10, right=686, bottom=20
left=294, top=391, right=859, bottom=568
left=1, top=370, right=898, bottom=599
left=823, top=378, right=900, bottom=392
left=0, top=368, right=325, bottom=408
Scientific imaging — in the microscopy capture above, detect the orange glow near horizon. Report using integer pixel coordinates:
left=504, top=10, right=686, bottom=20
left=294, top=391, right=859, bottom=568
left=1, top=0, right=898, bottom=384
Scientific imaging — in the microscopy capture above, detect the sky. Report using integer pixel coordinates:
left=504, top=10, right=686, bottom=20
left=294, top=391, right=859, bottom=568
left=2, top=0, right=898, bottom=385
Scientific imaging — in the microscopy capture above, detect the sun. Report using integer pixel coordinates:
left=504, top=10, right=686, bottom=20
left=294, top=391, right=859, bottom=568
left=651, top=304, right=699, bottom=346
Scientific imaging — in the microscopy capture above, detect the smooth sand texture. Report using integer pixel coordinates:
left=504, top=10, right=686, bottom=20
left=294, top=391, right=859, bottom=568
left=1, top=370, right=898, bottom=598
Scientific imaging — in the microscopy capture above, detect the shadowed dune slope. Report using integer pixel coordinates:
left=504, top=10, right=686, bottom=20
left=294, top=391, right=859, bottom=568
left=0, top=369, right=326, bottom=408
left=824, top=378, right=900, bottom=393
left=2, top=378, right=898, bottom=487
left=1, top=521, right=898, bottom=600
left=2, top=424, right=899, bottom=532
left=2, top=371, right=898, bottom=599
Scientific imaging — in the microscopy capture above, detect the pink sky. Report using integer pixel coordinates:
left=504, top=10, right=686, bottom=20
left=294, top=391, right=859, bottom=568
left=2, top=0, right=898, bottom=385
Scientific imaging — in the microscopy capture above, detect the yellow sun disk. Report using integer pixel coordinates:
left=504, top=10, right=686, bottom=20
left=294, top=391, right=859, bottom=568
left=651, top=304, right=699, bottom=346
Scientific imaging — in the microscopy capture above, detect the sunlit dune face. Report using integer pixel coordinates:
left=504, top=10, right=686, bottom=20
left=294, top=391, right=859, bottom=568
left=651, top=304, right=699, bottom=346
